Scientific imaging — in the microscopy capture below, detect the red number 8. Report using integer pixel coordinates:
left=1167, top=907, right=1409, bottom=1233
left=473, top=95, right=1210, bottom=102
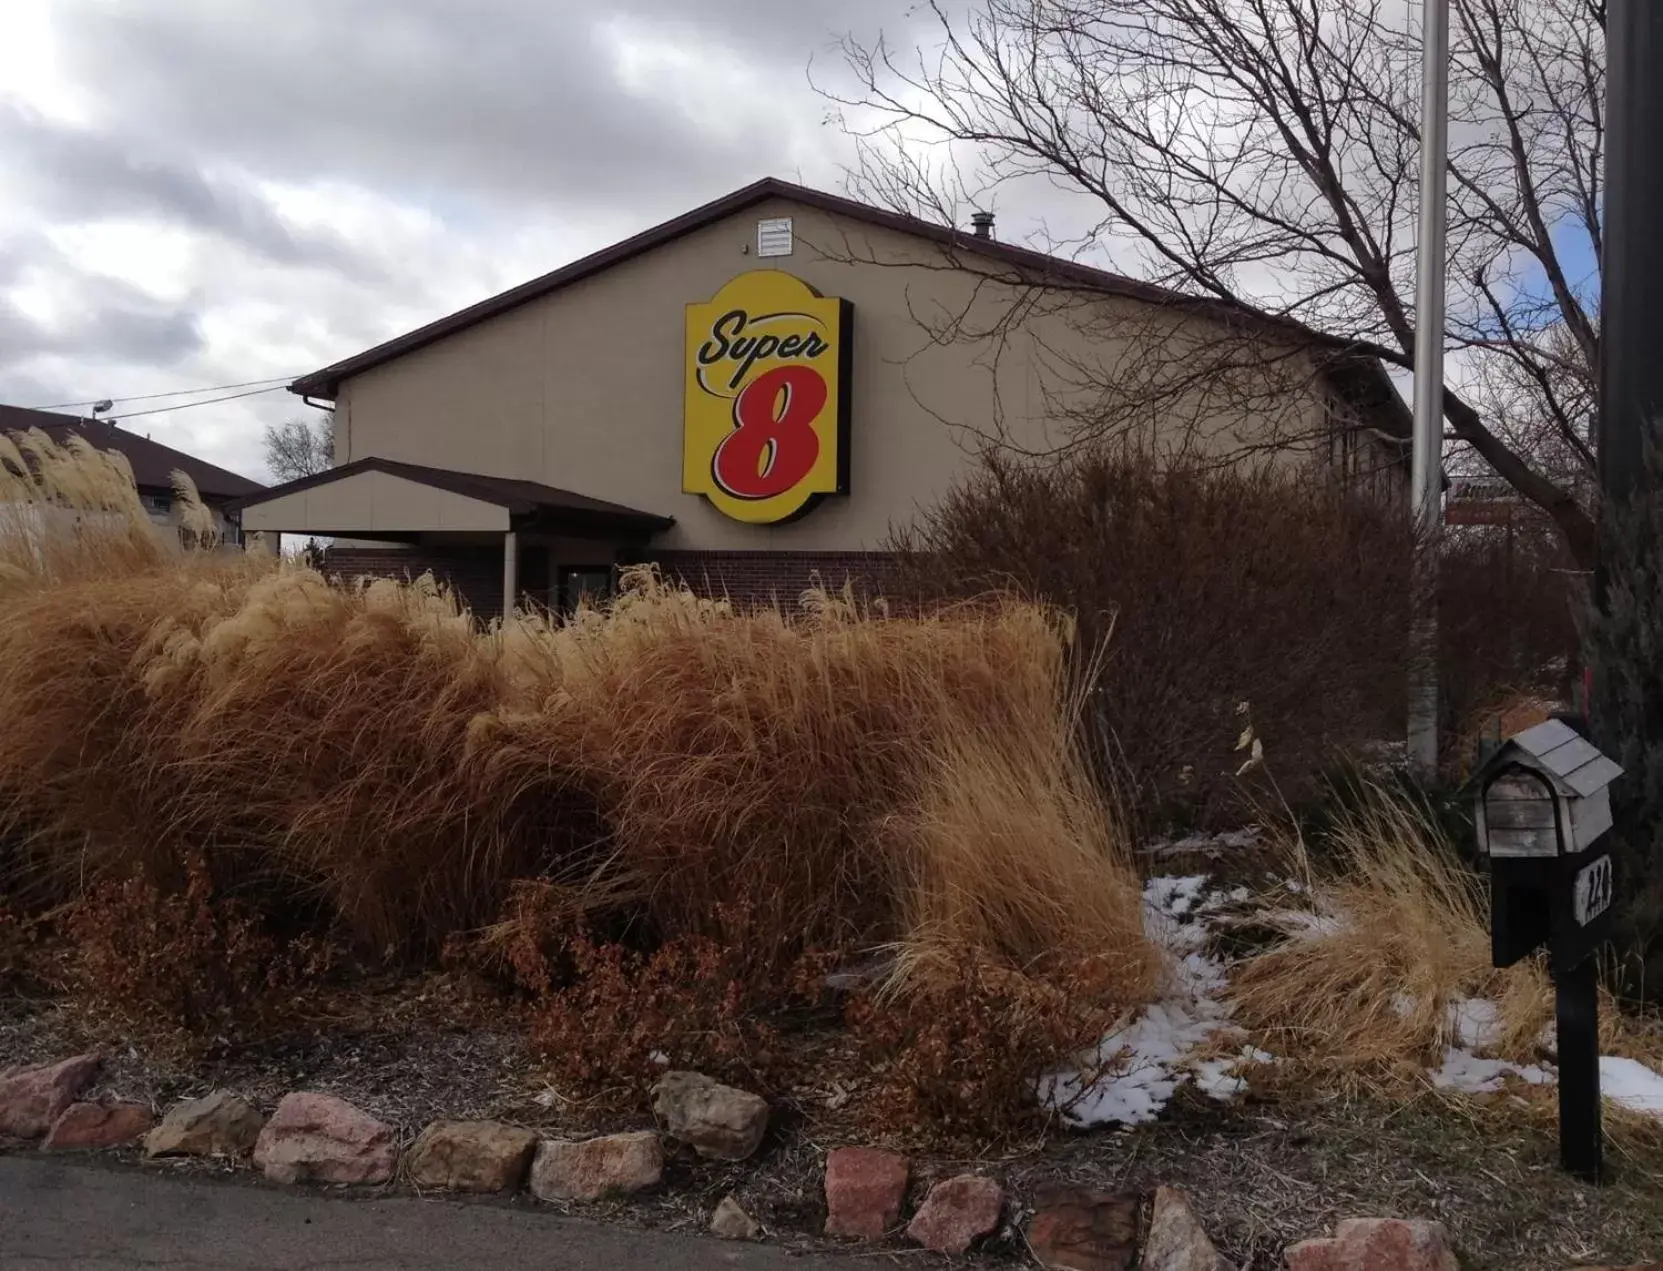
left=713, top=364, right=826, bottom=499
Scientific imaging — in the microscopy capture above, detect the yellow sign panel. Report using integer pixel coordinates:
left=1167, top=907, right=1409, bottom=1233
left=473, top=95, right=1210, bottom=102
left=683, top=270, right=852, bottom=524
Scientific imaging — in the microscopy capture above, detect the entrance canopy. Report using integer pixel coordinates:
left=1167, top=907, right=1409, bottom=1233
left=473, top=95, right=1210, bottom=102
left=230, top=456, right=673, bottom=540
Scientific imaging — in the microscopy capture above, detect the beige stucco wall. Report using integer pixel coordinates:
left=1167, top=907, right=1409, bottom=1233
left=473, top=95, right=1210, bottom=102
left=332, top=197, right=1374, bottom=551
left=242, top=469, right=509, bottom=535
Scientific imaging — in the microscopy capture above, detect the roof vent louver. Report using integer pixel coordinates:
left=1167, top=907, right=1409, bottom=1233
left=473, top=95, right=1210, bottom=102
left=756, top=217, right=793, bottom=257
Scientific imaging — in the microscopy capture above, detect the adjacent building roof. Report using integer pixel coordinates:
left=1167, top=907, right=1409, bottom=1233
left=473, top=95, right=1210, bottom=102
left=228, top=456, right=674, bottom=535
left=288, top=177, right=1410, bottom=440
left=0, top=405, right=266, bottom=501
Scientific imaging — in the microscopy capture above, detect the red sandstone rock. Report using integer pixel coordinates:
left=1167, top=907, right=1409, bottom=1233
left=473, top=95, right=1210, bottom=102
left=42, top=1101, right=152, bottom=1151
left=252, top=1092, right=397, bottom=1186
left=824, top=1146, right=908, bottom=1240
left=906, top=1174, right=1003, bottom=1254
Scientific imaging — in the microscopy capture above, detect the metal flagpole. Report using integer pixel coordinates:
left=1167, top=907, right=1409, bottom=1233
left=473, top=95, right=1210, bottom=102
left=1407, top=0, right=1450, bottom=780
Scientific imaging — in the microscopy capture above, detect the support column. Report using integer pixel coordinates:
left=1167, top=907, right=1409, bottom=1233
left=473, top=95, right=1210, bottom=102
left=502, top=530, right=518, bottom=620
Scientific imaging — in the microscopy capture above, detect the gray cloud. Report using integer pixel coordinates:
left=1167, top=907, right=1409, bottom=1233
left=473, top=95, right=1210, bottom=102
left=0, top=368, right=59, bottom=411
left=609, top=0, right=918, bottom=58
left=0, top=259, right=203, bottom=367
left=0, top=105, right=385, bottom=280
left=57, top=0, right=811, bottom=217
left=0, top=0, right=935, bottom=478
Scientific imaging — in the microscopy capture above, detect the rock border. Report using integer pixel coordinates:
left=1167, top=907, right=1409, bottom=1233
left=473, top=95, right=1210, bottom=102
left=6, top=1052, right=1612, bottom=1269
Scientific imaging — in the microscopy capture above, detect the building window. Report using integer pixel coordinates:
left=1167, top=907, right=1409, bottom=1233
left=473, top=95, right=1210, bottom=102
left=559, top=566, right=615, bottom=615
left=141, top=492, right=172, bottom=516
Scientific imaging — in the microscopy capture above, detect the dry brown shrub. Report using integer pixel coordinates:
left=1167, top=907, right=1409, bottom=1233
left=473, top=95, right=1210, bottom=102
left=891, top=448, right=1415, bottom=824
left=1438, top=520, right=1580, bottom=764
left=845, top=951, right=1131, bottom=1147
left=64, top=855, right=337, bottom=1049
left=527, top=929, right=791, bottom=1098
left=0, top=898, right=58, bottom=996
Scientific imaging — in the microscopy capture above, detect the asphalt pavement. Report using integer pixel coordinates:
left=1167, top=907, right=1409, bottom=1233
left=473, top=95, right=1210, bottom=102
left=0, top=1155, right=884, bottom=1270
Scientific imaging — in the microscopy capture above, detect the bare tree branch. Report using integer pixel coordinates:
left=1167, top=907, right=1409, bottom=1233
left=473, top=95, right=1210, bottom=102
left=262, top=414, right=333, bottom=484
left=826, top=0, right=1602, bottom=563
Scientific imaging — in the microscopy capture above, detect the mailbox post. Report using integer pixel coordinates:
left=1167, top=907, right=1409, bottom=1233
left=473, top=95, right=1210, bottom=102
left=1471, top=719, right=1623, bottom=1182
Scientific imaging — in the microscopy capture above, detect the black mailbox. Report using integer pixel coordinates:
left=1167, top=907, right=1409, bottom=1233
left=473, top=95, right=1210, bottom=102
left=1469, top=717, right=1623, bottom=1183
left=1472, top=719, right=1622, bottom=971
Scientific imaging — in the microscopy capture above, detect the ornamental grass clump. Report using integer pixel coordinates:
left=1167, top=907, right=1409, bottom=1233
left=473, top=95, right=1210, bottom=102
left=1228, top=784, right=1663, bottom=1091
left=0, top=433, right=1157, bottom=1044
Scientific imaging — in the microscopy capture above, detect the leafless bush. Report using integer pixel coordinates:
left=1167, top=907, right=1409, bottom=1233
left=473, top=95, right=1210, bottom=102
left=1438, top=520, right=1581, bottom=762
left=892, top=449, right=1415, bottom=822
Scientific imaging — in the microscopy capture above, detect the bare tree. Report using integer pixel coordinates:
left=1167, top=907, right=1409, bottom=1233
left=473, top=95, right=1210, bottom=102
left=262, top=414, right=334, bottom=484
left=828, top=0, right=1604, bottom=563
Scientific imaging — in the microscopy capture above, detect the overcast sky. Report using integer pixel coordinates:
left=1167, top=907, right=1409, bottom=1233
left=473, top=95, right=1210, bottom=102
left=0, top=0, right=941, bottom=482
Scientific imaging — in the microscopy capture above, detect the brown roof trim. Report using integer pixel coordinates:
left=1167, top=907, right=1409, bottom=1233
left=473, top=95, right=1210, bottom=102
left=289, top=177, right=1381, bottom=400
left=227, top=456, right=675, bottom=534
left=0, top=405, right=266, bottom=500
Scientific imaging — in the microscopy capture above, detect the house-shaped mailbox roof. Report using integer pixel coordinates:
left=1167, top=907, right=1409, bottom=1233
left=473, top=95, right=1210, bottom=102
left=1474, top=719, right=1623, bottom=800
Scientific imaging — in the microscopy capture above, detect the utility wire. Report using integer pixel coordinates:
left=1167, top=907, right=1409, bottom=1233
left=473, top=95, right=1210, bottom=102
left=102, top=384, right=294, bottom=422
left=25, top=375, right=301, bottom=412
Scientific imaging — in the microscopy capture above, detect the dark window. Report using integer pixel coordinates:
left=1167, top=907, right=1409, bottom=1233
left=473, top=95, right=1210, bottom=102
left=518, top=545, right=551, bottom=612
left=559, top=565, right=615, bottom=615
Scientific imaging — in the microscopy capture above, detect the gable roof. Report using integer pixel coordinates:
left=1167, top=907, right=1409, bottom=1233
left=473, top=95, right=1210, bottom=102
left=228, top=455, right=674, bottom=534
left=288, top=178, right=1408, bottom=438
left=0, top=405, right=266, bottom=500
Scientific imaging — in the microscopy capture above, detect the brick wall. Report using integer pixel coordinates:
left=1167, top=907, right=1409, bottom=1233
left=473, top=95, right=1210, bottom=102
left=320, top=545, right=505, bottom=624
left=651, top=550, right=907, bottom=612
left=318, top=545, right=913, bottom=621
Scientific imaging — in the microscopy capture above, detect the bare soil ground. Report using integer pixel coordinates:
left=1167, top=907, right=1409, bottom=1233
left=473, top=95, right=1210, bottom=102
left=6, top=984, right=1663, bottom=1270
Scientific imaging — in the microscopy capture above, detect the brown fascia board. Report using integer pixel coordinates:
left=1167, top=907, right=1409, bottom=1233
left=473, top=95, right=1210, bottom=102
left=289, top=177, right=1395, bottom=410
left=227, top=456, right=675, bottom=533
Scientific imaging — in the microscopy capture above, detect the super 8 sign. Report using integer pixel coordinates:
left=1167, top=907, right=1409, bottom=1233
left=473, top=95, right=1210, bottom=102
left=683, top=270, right=852, bottom=524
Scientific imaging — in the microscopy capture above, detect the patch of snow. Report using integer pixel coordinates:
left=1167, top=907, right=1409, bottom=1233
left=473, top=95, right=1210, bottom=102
left=1193, top=1047, right=1275, bottom=1102
left=1284, top=878, right=1307, bottom=894
left=1265, top=908, right=1348, bottom=940
left=1425, top=1044, right=1663, bottom=1121
left=1196, top=884, right=1257, bottom=915
left=1141, top=826, right=1263, bottom=857
left=1430, top=1048, right=1553, bottom=1094
left=1600, top=1057, right=1663, bottom=1115
left=1141, top=876, right=1214, bottom=953
left=1042, top=873, right=1245, bottom=1127
left=1040, top=1000, right=1232, bottom=1126
left=647, top=1050, right=670, bottom=1067
left=1176, top=950, right=1229, bottom=997
left=1393, top=992, right=1419, bottom=1019
left=1145, top=875, right=1208, bottom=914
left=1193, top=1060, right=1246, bottom=1101
left=1448, top=998, right=1503, bottom=1051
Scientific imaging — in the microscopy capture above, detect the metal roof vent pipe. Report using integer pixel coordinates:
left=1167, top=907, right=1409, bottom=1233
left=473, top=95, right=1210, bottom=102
left=970, top=210, right=995, bottom=240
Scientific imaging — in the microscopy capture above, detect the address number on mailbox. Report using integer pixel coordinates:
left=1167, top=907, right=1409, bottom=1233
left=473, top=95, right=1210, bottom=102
left=1574, top=855, right=1614, bottom=927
